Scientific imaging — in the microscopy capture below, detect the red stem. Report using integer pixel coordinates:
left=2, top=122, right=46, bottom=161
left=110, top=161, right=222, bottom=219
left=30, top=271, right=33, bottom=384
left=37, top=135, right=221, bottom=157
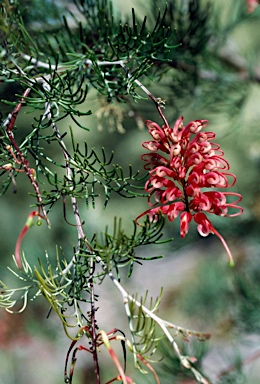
left=15, top=210, right=40, bottom=268
left=5, top=88, right=48, bottom=222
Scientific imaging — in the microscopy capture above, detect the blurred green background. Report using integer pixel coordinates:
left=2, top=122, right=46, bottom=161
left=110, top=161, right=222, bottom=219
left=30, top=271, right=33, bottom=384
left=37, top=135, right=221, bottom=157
left=1, top=0, right=260, bottom=383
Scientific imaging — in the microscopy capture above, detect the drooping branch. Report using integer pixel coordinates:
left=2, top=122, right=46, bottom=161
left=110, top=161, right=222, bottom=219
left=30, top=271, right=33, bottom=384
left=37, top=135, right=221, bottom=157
left=95, top=255, right=211, bottom=384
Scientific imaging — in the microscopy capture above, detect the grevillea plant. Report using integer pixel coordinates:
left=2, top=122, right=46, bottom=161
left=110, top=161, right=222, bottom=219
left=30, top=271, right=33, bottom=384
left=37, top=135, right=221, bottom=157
left=0, top=0, right=253, bottom=383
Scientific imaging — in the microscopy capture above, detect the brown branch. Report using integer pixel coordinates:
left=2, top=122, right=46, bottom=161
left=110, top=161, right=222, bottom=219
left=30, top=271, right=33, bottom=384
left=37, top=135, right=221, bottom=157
left=169, top=49, right=260, bottom=84
left=218, top=47, right=260, bottom=83
left=216, top=348, right=260, bottom=380
left=3, top=87, right=49, bottom=223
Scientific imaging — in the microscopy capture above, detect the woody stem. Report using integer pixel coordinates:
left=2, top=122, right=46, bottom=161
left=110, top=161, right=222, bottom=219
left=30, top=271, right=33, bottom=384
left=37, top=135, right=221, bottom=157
left=3, top=88, right=49, bottom=222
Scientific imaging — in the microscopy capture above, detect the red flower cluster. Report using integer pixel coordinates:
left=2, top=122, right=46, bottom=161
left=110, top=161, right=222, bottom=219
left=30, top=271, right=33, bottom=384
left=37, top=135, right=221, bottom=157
left=246, top=0, right=259, bottom=13
left=136, top=117, right=243, bottom=265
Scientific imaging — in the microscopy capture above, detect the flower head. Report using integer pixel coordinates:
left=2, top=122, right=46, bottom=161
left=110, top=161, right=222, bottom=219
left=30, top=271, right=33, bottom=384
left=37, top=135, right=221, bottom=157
left=246, top=0, right=259, bottom=13
left=136, top=117, right=244, bottom=265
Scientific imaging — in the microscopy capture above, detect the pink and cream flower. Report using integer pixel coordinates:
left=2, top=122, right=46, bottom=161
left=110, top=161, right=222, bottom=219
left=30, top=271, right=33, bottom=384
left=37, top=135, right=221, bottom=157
left=246, top=0, right=259, bottom=13
left=136, top=117, right=243, bottom=265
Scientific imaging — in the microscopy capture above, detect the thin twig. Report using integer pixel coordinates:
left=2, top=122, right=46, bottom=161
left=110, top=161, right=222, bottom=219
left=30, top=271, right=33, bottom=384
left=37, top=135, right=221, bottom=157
left=216, top=348, right=260, bottom=380
left=90, top=257, right=100, bottom=384
left=3, top=87, right=49, bottom=223
left=119, top=61, right=170, bottom=127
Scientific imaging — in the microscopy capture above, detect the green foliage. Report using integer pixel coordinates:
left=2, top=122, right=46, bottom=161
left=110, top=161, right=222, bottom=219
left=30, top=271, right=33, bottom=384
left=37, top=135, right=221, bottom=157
left=0, top=216, right=170, bottom=334
left=145, top=0, right=258, bottom=118
left=178, top=258, right=232, bottom=321
left=28, top=139, right=148, bottom=209
left=232, top=254, right=260, bottom=333
left=217, top=370, right=246, bottom=384
left=127, top=289, right=164, bottom=369
left=158, top=337, right=209, bottom=383
left=91, top=216, right=169, bottom=278
left=0, top=0, right=178, bottom=103
left=0, top=0, right=178, bottom=208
